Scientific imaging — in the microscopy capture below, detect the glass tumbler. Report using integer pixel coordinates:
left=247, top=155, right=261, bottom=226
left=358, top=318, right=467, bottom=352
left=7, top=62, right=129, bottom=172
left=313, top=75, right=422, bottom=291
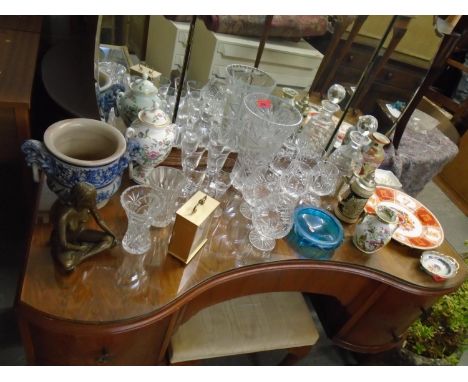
left=148, top=166, right=187, bottom=227
left=120, top=185, right=161, bottom=255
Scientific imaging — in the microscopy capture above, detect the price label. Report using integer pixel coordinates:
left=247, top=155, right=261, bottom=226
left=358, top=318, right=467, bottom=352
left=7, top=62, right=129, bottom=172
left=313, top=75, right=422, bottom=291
left=256, top=99, right=272, bottom=109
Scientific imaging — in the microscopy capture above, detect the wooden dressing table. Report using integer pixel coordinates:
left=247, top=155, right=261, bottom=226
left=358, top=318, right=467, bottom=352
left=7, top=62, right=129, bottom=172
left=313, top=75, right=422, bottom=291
left=16, top=176, right=467, bottom=365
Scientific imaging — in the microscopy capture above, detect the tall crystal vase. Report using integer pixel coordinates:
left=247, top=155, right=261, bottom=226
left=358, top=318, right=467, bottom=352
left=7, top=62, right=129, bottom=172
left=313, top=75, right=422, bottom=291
left=121, top=185, right=160, bottom=255
left=224, top=64, right=276, bottom=150
left=230, top=92, right=303, bottom=191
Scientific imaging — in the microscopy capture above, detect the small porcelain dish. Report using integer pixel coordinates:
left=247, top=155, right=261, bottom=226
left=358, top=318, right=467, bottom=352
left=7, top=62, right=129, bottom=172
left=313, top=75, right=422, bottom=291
left=420, top=251, right=459, bottom=282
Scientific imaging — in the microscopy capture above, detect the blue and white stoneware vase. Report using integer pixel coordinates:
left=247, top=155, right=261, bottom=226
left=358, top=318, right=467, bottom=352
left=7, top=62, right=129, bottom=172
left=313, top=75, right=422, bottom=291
left=353, top=204, right=399, bottom=254
left=126, top=109, right=176, bottom=184
left=116, top=74, right=162, bottom=127
left=21, top=118, right=129, bottom=208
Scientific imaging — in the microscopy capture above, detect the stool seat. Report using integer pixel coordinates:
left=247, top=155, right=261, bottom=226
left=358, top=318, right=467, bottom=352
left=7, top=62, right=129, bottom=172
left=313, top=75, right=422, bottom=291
left=170, top=292, right=319, bottom=364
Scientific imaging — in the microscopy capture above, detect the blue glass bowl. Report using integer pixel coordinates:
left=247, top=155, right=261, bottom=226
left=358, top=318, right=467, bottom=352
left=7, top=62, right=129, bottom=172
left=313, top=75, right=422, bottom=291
left=287, top=206, right=344, bottom=260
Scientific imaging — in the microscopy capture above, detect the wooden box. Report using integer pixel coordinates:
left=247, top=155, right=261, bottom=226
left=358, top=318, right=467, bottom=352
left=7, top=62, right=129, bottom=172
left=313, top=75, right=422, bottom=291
left=168, top=191, right=219, bottom=264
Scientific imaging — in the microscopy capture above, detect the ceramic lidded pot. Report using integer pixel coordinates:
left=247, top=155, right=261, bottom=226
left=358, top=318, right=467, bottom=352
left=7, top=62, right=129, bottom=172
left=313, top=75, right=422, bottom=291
left=361, top=132, right=391, bottom=177
left=126, top=109, right=176, bottom=184
left=21, top=118, right=129, bottom=207
left=353, top=204, right=399, bottom=254
left=116, top=74, right=162, bottom=126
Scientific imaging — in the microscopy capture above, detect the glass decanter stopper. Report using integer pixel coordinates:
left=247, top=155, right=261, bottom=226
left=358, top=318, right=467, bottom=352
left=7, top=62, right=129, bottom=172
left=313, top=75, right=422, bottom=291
left=342, top=114, right=378, bottom=147
left=327, top=84, right=346, bottom=105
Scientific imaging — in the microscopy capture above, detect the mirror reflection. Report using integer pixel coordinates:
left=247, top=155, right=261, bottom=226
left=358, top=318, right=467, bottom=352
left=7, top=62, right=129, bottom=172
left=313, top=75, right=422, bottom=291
left=94, top=15, right=463, bottom=201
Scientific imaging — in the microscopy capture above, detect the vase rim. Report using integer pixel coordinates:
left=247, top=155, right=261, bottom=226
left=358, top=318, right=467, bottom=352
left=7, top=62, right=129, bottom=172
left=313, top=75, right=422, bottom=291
left=44, top=118, right=127, bottom=167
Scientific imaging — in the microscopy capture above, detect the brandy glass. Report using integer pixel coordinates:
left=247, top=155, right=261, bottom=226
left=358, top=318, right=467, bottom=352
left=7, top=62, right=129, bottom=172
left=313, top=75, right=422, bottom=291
left=249, top=194, right=294, bottom=252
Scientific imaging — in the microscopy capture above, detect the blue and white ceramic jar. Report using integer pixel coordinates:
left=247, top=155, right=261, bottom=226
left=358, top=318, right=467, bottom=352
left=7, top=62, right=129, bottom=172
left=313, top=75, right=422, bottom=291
left=21, top=118, right=129, bottom=207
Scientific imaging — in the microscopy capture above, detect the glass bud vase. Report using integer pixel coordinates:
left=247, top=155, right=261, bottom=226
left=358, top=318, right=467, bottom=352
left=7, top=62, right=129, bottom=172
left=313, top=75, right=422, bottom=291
left=120, top=185, right=160, bottom=255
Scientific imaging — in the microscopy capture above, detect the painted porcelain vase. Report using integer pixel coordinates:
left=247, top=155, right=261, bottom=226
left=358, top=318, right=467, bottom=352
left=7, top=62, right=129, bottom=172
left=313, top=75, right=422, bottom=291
left=21, top=118, right=129, bottom=208
left=126, top=109, right=176, bottom=184
left=116, top=74, right=162, bottom=126
left=353, top=204, right=399, bottom=254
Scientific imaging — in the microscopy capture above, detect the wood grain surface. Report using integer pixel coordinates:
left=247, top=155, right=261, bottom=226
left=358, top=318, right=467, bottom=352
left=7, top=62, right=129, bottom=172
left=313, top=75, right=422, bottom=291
left=19, top=175, right=467, bottom=324
left=0, top=28, right=40, bottom=106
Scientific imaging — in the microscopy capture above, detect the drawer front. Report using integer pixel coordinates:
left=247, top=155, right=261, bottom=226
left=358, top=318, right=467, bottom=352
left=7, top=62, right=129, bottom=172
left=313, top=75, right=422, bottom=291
left=213, top=41, right=323, bottom=87
left=28, top=321, right=169, bottom=365
left=218, top=42, right=322, bottom=70
left=375, top=66, right=423, bottom=91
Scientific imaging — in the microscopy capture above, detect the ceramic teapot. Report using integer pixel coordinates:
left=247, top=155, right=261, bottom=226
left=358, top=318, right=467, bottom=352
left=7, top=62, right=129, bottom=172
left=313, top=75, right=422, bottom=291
left=126, top=109, right=176, bottom=184
left=116, top=74, right=162, bottom=126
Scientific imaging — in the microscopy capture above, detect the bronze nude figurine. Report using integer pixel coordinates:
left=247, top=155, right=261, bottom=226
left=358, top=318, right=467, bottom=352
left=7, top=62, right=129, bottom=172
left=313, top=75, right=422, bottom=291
left=50, top=182, right=117, bottom=271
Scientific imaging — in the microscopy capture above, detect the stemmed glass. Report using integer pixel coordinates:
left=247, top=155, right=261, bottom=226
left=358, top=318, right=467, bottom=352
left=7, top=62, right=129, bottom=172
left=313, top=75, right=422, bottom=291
left=301, top=160, right=340, bottom=209
left=206, top=170, right=233, bottom=218
left=280, top=160, right=312, bottom=204
left=120, top=185, right=161, bottom=255
left=180, top=168, right=206, bottom=199
left=249, top=194, right=294, bottom=252
left=240, top=169, right=277, bottom=219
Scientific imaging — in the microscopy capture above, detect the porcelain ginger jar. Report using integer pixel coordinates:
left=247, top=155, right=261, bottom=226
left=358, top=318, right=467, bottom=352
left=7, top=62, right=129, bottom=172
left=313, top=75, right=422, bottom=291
left=126, top=109, right=176, bottom=184
left=116, top=74, right=162, bottom=126
left=353, top=204, right=399, bottom=254
left=21, top=118, right=130, bottom=208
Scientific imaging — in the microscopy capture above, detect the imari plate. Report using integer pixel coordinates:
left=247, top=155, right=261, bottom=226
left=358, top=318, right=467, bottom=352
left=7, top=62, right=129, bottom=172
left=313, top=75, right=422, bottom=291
left=364, top=186, right=444, bottom=250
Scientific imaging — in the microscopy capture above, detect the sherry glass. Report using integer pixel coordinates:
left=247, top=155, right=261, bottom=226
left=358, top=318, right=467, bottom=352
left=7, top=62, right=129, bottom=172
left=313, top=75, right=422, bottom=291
left=120, top=185, right=160, bottom=254
left=206, top=170, right=233, bottom=218
left=249, top=194, right=294, bottom=252
left=182, top=146, right=205, bottom=172
left=181, top=168, right=206, bottom=199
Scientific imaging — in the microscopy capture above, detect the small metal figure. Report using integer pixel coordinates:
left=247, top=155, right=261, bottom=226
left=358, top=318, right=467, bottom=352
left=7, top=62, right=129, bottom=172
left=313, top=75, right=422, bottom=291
left=50, top=183, right=117, bottom=271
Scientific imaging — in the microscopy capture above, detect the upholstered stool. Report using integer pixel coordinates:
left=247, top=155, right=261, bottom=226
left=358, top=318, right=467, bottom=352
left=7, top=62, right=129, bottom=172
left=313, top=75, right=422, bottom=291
left=169, top=292, right=320, bottom=365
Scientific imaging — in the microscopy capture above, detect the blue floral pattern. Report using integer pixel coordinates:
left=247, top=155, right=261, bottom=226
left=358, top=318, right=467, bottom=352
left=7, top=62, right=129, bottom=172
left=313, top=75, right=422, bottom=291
left=21, top=139, right=129, bottom=205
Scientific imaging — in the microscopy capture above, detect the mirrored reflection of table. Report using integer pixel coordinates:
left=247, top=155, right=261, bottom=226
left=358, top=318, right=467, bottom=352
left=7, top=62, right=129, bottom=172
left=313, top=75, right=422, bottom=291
left=16, top=175, right=467, bottom=365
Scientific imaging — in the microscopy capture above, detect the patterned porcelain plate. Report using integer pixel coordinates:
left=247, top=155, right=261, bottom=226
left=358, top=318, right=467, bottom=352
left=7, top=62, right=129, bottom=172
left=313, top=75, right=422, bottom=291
left=364, top=186, right=444, bottom=250
left=420, top=251, right=459, bottom=282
